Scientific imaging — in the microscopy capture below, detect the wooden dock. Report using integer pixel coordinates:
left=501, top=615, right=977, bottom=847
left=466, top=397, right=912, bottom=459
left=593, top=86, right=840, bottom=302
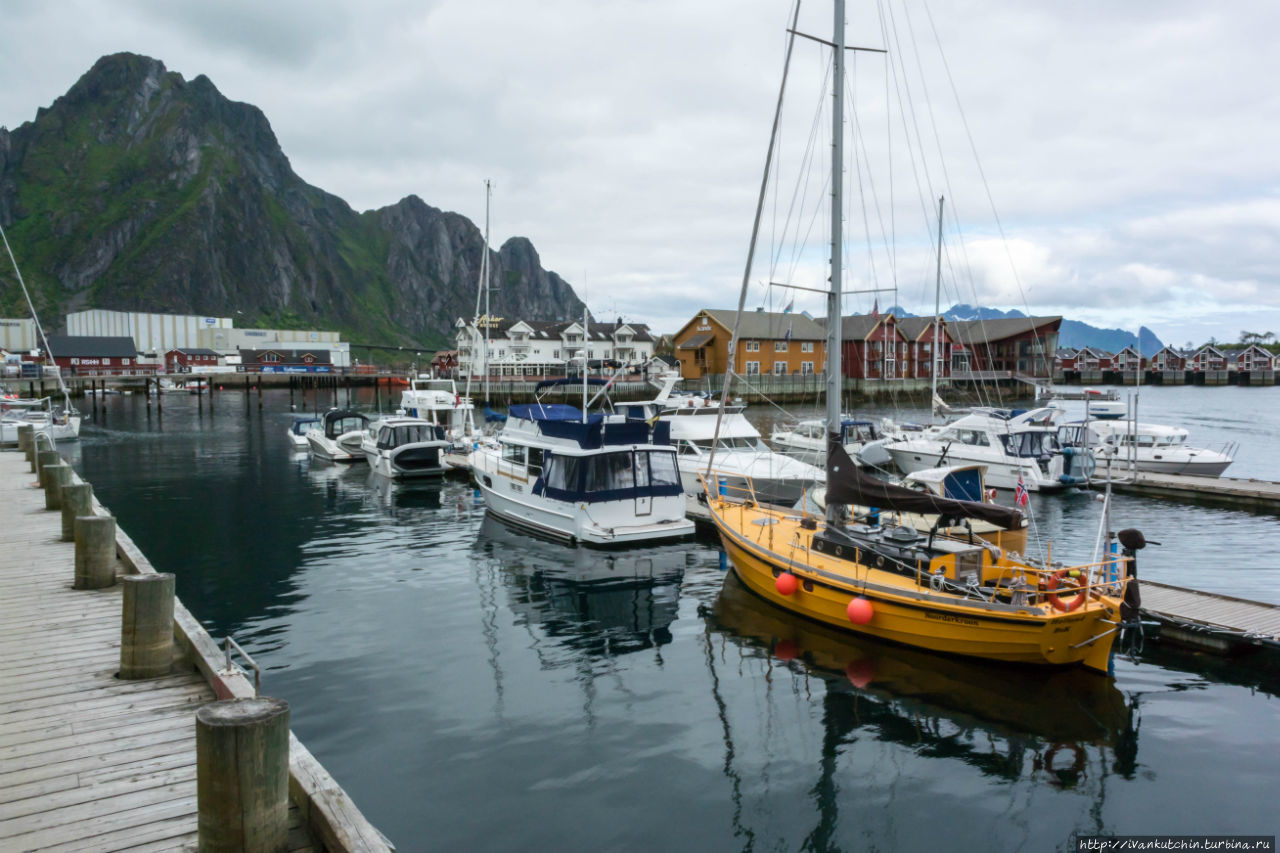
left=1101, top=471, right=1280, bottom=514
left=1140, top=580, right=1280, bottom=654
left=0, top=449, right=392, bottom=851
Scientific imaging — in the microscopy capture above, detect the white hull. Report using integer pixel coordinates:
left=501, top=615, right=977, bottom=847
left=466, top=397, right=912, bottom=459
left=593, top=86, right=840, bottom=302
left=1094, top=452, right=1233, bottom=477
left=471, top=450, right=693, bottom=546
left=887, top=445, right=1065, bottom=492
left=364, top=446, right=448, bottom=479
left=307, top=431, right=365, bottom=462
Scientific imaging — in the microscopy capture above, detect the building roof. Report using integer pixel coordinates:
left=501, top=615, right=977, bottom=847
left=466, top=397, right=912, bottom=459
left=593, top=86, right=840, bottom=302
left=167, top=348, right=220, bottom=356
left=678, top=332, right=715, bottom=350
left=895, top=316, right=950, bottom=342
left=45, top=335, right=138, bottom=359
left=948, top=316, right=1062, bottom=346
left=461, top=317, right=653, bottom=343
left=703, top=309, right=826, bottom=342
left=838, top=314, right=899, bottom=341
left=240, top=349, right=333, bottom=364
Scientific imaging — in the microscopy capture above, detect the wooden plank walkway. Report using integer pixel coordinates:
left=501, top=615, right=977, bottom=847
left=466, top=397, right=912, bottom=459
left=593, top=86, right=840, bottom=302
left=1141, top=579, right=1280, bottom=654
left=1103, top=471, right=1280, bottom=514
left=0, top=450, right=315, bottom=852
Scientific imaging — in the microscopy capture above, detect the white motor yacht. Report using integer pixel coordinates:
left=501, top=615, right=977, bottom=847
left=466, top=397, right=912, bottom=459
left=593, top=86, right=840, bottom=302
left=770, top=415, right=915, bottom=469
left=618, top=380, right=825, bottom=510
left=286, top=416, right=319, bottom=450
left=399, top=376, right=483, bottom=469
left=361, top=416, right=450, bottom=479
left=1, top=397, right=81, bottom=444
left=1058, top=419, right=1234, bottom=477
left=306, top=409, right=370, bottom=463
left=469, top=401, right=694, bottom=546
left=884, top=406, right=1094, bottom=492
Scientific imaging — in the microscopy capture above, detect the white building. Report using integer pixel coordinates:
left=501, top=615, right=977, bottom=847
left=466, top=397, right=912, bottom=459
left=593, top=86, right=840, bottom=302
left=455, top=316, right=656, bottom=378
left=65, top=309, right=350, bottom=367
left=0, top=318, right=38, bottom=352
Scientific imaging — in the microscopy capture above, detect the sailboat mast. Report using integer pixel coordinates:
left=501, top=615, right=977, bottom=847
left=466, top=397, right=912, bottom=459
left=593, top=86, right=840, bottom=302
left=931, top=194, right=944, bottom=420
left=582, top=302, right=589, bottom=424
left=482, top=179, right=492, bottom=404
left=824, top=0, right=846, bottom=527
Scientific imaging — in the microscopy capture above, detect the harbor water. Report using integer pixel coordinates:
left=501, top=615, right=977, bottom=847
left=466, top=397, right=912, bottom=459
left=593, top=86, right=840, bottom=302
left=67, top=384, right=1278, bottom=850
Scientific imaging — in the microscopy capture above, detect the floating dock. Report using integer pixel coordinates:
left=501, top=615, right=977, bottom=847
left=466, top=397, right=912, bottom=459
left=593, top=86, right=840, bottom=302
left=1140, top=580, right=1280, bottom=655
left=0, top=449, right=392, bottom=851
left=1100, top=471, right=1280, bottom=514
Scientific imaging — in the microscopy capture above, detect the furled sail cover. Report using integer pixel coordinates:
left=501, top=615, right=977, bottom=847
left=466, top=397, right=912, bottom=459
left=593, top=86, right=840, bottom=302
left=824, top=442, right=1024, bottom=530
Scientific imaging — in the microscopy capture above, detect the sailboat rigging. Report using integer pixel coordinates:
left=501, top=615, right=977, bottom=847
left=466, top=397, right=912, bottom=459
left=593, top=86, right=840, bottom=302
left=704, top=0, right=1140, bottom=673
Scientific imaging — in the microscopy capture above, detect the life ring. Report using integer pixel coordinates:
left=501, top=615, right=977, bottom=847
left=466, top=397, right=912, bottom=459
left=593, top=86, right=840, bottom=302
left=1046, top=569, right=1087, bottom=612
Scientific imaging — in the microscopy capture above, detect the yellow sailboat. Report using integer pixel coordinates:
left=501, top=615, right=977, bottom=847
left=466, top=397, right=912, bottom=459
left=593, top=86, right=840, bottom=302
left=705, top=0, right=1136, bottom=674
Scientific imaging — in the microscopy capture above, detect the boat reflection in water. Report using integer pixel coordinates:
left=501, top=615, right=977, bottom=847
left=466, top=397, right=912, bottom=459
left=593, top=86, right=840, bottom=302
left=708, top=572, right=1140, bottom=793
left=365, top=469, right=443, bottom=514
left=477, top=514, right=693, bottom=658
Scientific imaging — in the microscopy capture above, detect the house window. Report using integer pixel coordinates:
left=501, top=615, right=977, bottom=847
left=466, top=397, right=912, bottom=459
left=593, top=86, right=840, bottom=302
left=775, top=341, right=788, bottom=352
left=773, top=361, right=787, bottom=375
left=745, top=361, right=760, bottom=375
left=801, top=342, right=814, bottom=353
left=263, top=353, right=280, bottom=363
left=800, top=361, right=814, bottom=375
left=745, top=341, right=760, bottom=352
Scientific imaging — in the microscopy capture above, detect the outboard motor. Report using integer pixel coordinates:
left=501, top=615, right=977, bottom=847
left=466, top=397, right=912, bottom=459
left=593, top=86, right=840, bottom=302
left=1117, top=528, right=1149, bottom=623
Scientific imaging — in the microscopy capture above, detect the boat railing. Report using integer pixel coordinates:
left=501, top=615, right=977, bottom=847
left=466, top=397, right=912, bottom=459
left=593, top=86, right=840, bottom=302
left=696, top=469, right=763, bottom=508
left=977, top=554, right=1132, bottom=607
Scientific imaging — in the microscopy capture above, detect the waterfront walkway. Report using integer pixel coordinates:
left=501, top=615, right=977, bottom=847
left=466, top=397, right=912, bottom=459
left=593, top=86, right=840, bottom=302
left=0, top=450, right=318, bottom=851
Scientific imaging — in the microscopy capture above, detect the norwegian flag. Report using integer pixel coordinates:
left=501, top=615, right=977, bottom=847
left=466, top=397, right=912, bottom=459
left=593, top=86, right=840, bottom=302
left=1015, top=475, right=1029, bottom=507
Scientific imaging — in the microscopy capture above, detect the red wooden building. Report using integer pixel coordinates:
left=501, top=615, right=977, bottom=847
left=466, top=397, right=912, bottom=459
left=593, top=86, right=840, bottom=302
left=840, top=314, right=907, bottom=379
left=43, top=335, right=156, bottom=375
left=165, top=348, right=221, bottom=372
left=896, top=316, right=953, bottom=380
left=948, top=317, right=1061, bottom=377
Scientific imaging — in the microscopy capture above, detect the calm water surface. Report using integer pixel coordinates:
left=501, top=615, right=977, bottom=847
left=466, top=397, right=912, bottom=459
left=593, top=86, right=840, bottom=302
left=69, top=385, right=1279, bottom=851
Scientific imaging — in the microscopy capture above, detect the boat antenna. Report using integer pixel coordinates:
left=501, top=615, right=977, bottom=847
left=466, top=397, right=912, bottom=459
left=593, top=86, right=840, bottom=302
left=482, top=178, right=492, bottom=407
left=707, top=0, right=801, bottom=478
left=823, top=0, right=847, bottom=529
left=931, top=195, right=944, bottom=422
left=0, top=220, right=72, bottom=409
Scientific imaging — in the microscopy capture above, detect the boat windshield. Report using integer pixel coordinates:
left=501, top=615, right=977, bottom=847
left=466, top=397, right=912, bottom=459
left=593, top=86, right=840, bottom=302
left=999, top=431, right=1059, bottom=458
left=325, top=416, right=367, bottom=438
left=377, top=424, right=444, bottom=449
left=541, top=449, right=682, bottom=502
left=692, top=437, right=769, bottom=452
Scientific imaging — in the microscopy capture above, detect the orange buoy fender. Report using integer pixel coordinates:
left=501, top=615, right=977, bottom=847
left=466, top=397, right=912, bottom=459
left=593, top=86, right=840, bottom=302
left=775, top=572, right=798, bottom=596
left=847, top=596, right=873, bottom=624
left=1046, top=569, right=1088, bottom=612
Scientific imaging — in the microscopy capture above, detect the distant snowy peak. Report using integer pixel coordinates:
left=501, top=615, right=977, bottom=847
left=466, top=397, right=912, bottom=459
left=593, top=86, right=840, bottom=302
left=878, top=305, right=1163, bottom=355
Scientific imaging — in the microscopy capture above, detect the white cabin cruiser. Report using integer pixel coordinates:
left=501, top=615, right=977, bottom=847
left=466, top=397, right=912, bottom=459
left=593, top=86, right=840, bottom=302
left=361, top=416, right=450, bottom=479
left=884, top=407, right=1094, bottom=492
left=306, top=409, right=370, bottom=463
left=618, top=381, right=825, bottom=510
left=1, top=397, right=81, bottom=444
left=1058, top=419, right=1234, bottom=477
left=286, top=416, right=320, bottom=450
left=469, top=402, right=694, bottom=546
left=770, top=416, right=916, bottom=469
left=400, top=376, right=484, bottom=470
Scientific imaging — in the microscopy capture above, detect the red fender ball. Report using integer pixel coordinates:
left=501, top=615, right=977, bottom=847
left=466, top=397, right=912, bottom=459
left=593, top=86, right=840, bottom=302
left=846, top=596, right=873, bottom=625
left=775, top=572, right=798, bottom=596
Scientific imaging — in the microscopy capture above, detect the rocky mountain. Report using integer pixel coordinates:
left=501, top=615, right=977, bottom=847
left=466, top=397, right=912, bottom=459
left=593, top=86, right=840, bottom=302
left=886, top=304, right=1164, bottom=355
left=0, top=53, right=584, bottom=348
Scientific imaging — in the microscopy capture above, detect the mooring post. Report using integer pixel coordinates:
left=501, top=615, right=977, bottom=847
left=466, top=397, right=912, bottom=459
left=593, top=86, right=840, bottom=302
left=257, top=376, right=263, bottom=409
left=120, top=573, right=175, bottom=679
left=61, top=482, right=93, bottom=541
left=208, top=377, right=214, bottom=412
left=16, top=423, right=33, bottom=455
left=37, top=449, right=61, bottom=487
left=196, top=697, right=291, bottom=853
left=43, top=462, right=70, bottom=510
left=74, top=515, right=117, bottom=589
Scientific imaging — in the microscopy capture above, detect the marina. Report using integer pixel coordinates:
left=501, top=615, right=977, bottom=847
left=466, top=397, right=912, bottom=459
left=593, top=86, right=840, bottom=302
left=21, top=387, right=1275, bottom=848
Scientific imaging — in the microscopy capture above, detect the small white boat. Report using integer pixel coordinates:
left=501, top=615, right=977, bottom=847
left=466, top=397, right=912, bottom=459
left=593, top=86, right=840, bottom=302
left=361, top=416, right=450, bottom=479
left=1, top=397, right=81, bottom=444
left=306, top=409, right=370, bottom=463
left=1059, top=419, right=1234, bottom=477
left=1082, top=390, right=1125, bottom=419
left=469, top=400, right=695, bottom=546
left=771, top=415, right=908, bottom=468
left=399, top=376, right=481, bottom=468
left=287, top=417, right=320, bottom=450
left=884, top=406, right=1094, bottom=492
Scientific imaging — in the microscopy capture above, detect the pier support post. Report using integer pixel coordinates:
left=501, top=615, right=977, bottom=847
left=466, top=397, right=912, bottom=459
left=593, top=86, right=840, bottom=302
left=196, top=697, right=291, bottom=853
left=37, top=449, right=61, bottom=487
left=61, top=482, right=93, bottom=541
left=120, top=573, right=175, bottom=679
left=74, top=515, right=117, bottom=589
left=43, top=462, right=70, bottom=510
left=16, top=423, right=33, bottom=456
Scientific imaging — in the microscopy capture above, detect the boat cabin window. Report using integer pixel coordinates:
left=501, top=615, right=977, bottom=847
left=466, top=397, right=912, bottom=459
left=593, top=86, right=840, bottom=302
left=501, top=443, right=527, bottom=466
left=842, top=423, right=879, bottom=443
left=801, top=424, right=823, bottom=440
left=326, top=416, right=367, bottom=438
left=544, top=455, right=581, bottom=492
left=945, top=429, right=989, bottom=447
left=377, top=424, right=440, bottom=449
left=527, top=446, right=544, bottom=476
left=647, top=451, right=681, bottom=487
left=542, top=450, right=681, bottom=500
left=1000, top=431, right=1058, bottom=457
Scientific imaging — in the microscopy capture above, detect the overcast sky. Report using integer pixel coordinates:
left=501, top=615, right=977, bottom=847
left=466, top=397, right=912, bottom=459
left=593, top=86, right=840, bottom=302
left=2, top=0, right=1278, bottom=347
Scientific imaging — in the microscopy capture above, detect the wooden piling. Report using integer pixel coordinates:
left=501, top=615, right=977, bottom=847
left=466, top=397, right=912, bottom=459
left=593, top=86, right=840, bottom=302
left=16, top=423, right=33, bottom=455
left=74, top=515, right=117, bottom=589
left=37, top=449, right=61, bottom=487
left=60, top=482, right=93, bottom=541
left=197, top=697, right=291, bottom=853
left=119, top=573, right=175, bottom=679
left=43, top=462, right=70, bottom=510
